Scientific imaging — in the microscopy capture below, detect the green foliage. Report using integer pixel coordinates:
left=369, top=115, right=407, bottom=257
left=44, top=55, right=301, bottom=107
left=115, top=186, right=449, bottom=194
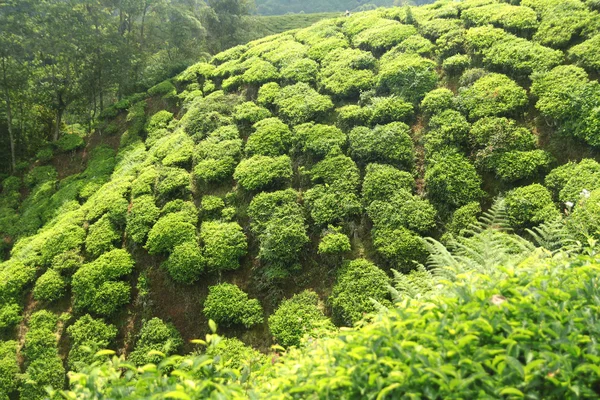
left=368, top=96, right=413, bottom=125
left=156, top=167, right=191, bottom=198
left=280, top=58, right=318, bottom=84
left=0, top=303, right=22, bottom=331
left=377, top=52, right=438, bottom=103
left=193, top=136, right=243, bottom=184
left=234, top=155, right=293, bottom=191
left=0, top=340, right=18, bottom=396
left=72, top=249, right=134, bottom=315
left=461, top=3, right=539, bottom=34
left=55, top=132, right=85, bottom=152
left=505, top=184, right=559, bottom=229
left=392, top=34, right=434, bottom=56
left=569, top=34, right=600, bottom=73
left=204, top=337, right=263, bottom=369
left=492, top=150, right=553, bottom=182
left=203, top=283, right=263, bottom=328
left=457, top=73, right=528, bottom=120
left=246, top=118, right=292, bottom=156
left=257, top=82, right=281, bottom=106
left=554, top=159, right=600, bottom=204
left=330, top=259, right=391, bottom=326
left=232, top=102, right=271, bottom=125
left=51, top=250, right=83, bottom=275
left=420, top=88, right=454, bottom=116
left=129, top=318, right=183, bottom=366
left=444, top=201, right=482, bottom=240
left=86, top=214, right=121, bottom=257
left=349, top=122, right=414, bottom=168
left=336, top=105, right=372, bottom=129
left=425, top=151, right=483, bottom=209
left=318, top=229, right=351, bottom=255
left=242, top=59, right=279, bottom=85
left=368, top=190, right=437, bottom=235
left=148, top=80, right=176, bottom=98
left=269, top=290, right=332, bottom=347
left=66, top=314, right=117, bottom=371
left=362, top=163, right=414, bottom=206
left=569, top=187, right=600, bottom=240
left=200, top=221, right=247, bottom=271
left=427, top=109, right=470, bottom=148
left=353, top=21, right=417, bottom=52
left=33, top=269, right=66, bottom=303
left=293, top=123, right=347, bottom=157
left=274, top=82, right=334, bottom=123
left=200, top=196, right=225, bottom=220
left=442, top=54, right=471, bottom=76
left=25, top=166, right=57, bottom=188
left=163, top=241, right=205, bottom=284
left=126, top=195, right=160, bottom=244
left=146, top=212, right=197, bottom=256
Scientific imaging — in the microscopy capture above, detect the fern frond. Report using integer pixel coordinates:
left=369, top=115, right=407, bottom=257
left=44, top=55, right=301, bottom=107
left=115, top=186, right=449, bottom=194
left=526, top=217, right=581, bottom=254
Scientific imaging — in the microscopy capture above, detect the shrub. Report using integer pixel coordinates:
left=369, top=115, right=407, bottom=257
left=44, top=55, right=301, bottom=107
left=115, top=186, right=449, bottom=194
left=203, top=283, right=263, bottom=328
left=40, top=221, right=87, bottom=265
left=372, top=226, right=427, bottom=271
left=349, top=122, right=414, bottom=168
left=461, top=3, right=539, bottom=33
left=362, top=163, right=414, bottom=206
left=200, top=196, right=225, bottom=220
left=148, top=80, right=176, bottom=97
left=247, top=189, right=299, bottom=234
left=280, top=58, right=318, bottom=83
left=442, top=54, right=471, bottom=76
left=353, top=22, right=417, bottom=52
left=274, top=83, right=334, bottom=124
left=457, top=73, right=528, bottom=120
left=319, top=48, right=376, bottom=98
left=308, top=149, right=360, bottom=191
left=51, top=250, right=83, bottom=275
left=232, top=102, right=271, bottom=125
left=146, top=213, right=197, bottom=255
left=556, top=159, right=600, bottom=204
left=246, top=118, right=292, bottom=156
left=204, top=337, right=263, bottom=369
left=428, top=110, right=470, bottom=147
left=377, top=52, right=438, bottom=103
left=304, top=185, right=362, bottom=226
left=150, top=132, right=194, bottom=167
left=368, top=189, right=437, bottom=235
left=162, top=241, right=205, bottom=284
left=126, top=195, right=160, bottom=244
left=234, top=155, right=293, bottom=191
left=66, top=314, right=117, bottom=371
left=25, top=166, right=57, bottom=188
left=72, top=249, right=134, bottom=315
left=293, top=123, right=346, bottom=158
left=368, top=96, right=414, bottom=125
left=129, top=318, right=183, bottom=366
left=444, top=201, right=482, bottom=240
left=420, top=88, right=454, bottom=117
left=569, top=187, right=600, bottom=240
left=161, top=199, right=198, bottom=222
left=318, top=229, right=351, bottom=255
left=392, top=35, right=434, bottom=56
left=269, top=291, right=332, bottom=347
left=256, top=204, right=309, bottom=266
left=330, top=259, right=391, bottom=326
left=86, top=214, right=121, bottom=257
left=0, top=340, right=18, bottom=395
left=545, top=162, right=576, bottom=201
left=156, top=167, right=191, bottom=198
left=337, top=105, right=372, bottom=128
left=470, top=117, right=535, bottom=152
left=242, top=59, right=279, bottom=85
left=425, top=151, right=483, bottom=209
left=33, top=269, right=66, bottom=302
left=36, top=147, right=53, bottom=163
left=492, top=150, right=553, bottom=182
left=505, top=184, right=559, bottom=229
left=459, top=67, right=488, bottom=87
left=200, top=221, right=247, bottom=271
left=569, top=34, right=600, bottom=73
left=257, top=82, right=281, bottom=106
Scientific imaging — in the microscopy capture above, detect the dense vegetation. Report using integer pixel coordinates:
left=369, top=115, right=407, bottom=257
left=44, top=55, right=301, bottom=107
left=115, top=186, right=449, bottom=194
left=2, top=0, right=600, bottom=398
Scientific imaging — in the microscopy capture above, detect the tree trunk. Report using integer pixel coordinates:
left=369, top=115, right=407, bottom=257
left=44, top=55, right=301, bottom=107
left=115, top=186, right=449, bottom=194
left=1, top=58, right=16, bottom=172
left=53, top=102, right=63, bottom=142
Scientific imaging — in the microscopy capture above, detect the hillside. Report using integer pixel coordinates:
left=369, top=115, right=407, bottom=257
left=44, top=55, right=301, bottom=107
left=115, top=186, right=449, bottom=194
left=255, top=0, right=436, bottom=15
left=2, top=0, right=600, bottom=397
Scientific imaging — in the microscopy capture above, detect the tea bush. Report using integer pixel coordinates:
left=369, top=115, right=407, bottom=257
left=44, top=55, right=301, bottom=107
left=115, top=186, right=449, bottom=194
left=362, top=163, right=414, bottom=206
left=129, top=318, right=184, bottom=366
left=505, top=184, right=559, bottom=229
left=146, top=212, right=197, bottom=255
left=163, top=241, right=205, bottom=283
left=203, top=283, right=263, bottom=328
left=245, top=118, right=292, bottom=157
left=234, top=155, right=293, bottom=191
left=33, top=269, right=66, bottom=303
left=200, top=221, right=247, bottom=271
left=66, top=314, right=117, bottom=371
left=349, top=122, right=414, bottom=168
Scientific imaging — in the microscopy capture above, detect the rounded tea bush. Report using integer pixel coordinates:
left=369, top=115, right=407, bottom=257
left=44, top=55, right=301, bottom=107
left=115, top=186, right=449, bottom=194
left=33, top=269, right=66, bottom=303
left=203, top=283, right=263, bottom=328
left=162, top=241, right=205, bottom=284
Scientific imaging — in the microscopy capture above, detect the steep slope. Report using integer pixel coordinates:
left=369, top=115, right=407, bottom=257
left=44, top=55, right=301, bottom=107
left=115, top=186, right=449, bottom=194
left=2, top=0, right=600, bottom=397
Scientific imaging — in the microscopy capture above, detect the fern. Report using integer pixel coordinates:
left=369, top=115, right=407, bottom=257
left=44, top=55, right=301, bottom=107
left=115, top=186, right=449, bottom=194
left=526, top=216, right=581, bottom=254
left=390, top=265, right=435, bottom=302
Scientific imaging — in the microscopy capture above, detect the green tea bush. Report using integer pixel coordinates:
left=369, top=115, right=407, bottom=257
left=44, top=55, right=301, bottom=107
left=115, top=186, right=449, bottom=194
left=442, top=54, right=471, bottom=76
left=274, top=83, right=334, bottom=124
left=242, top=59, right=279, bottom=85
left=25, top=166, right=57, bottom=188
left=293, top=123, right=347, bottom=158
left=461, top=3, right=539, bottom=34
left=247, top=189, right=299, bottom=234
left=257, top=82, right=281, bottom=106
left=470, top=117, right=535, bottom=153
left=51, top=250, right=83, bottom=275
left=126, top=195, right=160, bottom=244
left=150, top=132, right=194, bottom=167
left=81, top=178, right=130, bottom=225
left=246, top=118, right=292, bottom=156
left=425, top=151, right=483, bottom=209
left=146, top=212, right=197, bottom=255
left=156, top=167, right=191, bottom=198
left=256, top=204, right=309, bottom=266
left=280, top=58, right=319, bottom=84
left=72, top=249, right=134, bottom=315
left=377, top=52, right=438, bottom=103
left=304, top=185, right=362, bottom=226
left=55, top=132, right=85, bottom=152
left=33, top=269, right=66, bottom=303
left=569, top=34, right=600, bottom=73
left=318, top=229, right=351, bottom=255
left=457, top=73, right=528, bottom=120
left=0, top=340, right=18, bottom=395
left=336, top=105, right=372, bottom=129
left=233, top=102, right=271, bottom=125
left=372, top=226, right=427, bottom=271
left=176, top=61, right=215, bottom=84
left=492, top=150, right=553, bottom=182
left=368, top=96, right=414, bottom=125
left=200, top=221, right=247, bottom=271
left=420, top=88, right=455, bottom=117
left=234, top=155, right=293, bottom=191
left=204, top=337, right=263, bottom=369
left=86, top=214, right=121, bottom=257
left=505, top=184, right=559, bottom=229
left=308, top=149, right=360, bottom=191
left=203, top=283, right=263, bottom=328
left=0, top=303, right=22, bottom=330
left=349, top=122, right=414, bottom=168
left=391, top=35, right=434, bottom=56
left=368, top=190, right=437, bottom=235
left=569, top=187, right=600, bottom=240
left=269, top=290, right=333, bottom=347
left=129, top=318, right=183, bottom=366
left=443, top=201, right=481, bottom=240
left=66, top=314, right=117, bottom=371
left=319, top=47, right=377, bottom=97
left=353, top=22, right=417, bottom=52
left=163, top=241, right=205, bottom=284
left=362, top=163, right=414, bottom=206
left=428, top=110, right=470, bottom=147
left=330, top=259, right=391, bottom=326
left=555, top=159, right=600, bottom=204
left=161, top=200, right=198, bottom=223
left=193, top=138, right=243, bottom=184
left=148, top=80, right=176, bottom=97
left=201, top=196, right=225, bottom=220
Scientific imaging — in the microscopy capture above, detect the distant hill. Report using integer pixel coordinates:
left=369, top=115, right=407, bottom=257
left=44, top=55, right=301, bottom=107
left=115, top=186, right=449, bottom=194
left=255, top=0, right=434, bottom=15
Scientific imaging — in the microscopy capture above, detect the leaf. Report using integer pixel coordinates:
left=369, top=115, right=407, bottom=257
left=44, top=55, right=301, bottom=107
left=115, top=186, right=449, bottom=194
left=164, top=391, right=192, bottom=400
left=376, top=383, right=401, bottom=400
left=499, top=388, right=524, bottom=397
left=208, top=319, right=217, bottom=333
left=94, top=349, right=116, bottom=357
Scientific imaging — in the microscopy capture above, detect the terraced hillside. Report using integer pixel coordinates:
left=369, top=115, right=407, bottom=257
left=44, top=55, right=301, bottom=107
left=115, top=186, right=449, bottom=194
left=2, top=0, right=600, bottom=398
